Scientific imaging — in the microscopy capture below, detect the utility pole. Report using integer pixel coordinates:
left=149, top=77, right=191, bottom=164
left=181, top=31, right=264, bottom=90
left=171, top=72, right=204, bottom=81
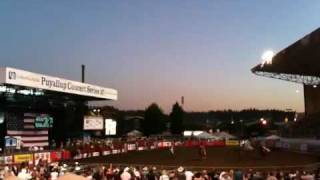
left=81, top=64, right=85, bottom=83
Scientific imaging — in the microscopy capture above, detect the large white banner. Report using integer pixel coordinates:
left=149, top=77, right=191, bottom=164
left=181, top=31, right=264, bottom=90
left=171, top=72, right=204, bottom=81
left=105, top=119, right=117, bottom=135
left=0, top=67, right=117, bottom=100
left=84, top=116, right=104, bottom=130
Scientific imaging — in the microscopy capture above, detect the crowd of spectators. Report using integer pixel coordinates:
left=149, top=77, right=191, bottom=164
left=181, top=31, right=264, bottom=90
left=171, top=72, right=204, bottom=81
left=1, top=137, right=319, bottom=179
left=1, top=161, right=319, bottom=180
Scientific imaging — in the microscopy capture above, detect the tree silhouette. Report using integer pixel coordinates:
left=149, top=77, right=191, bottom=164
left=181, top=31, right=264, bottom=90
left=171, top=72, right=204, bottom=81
left=142, top=103, right=165, bottom=136
left=170, top=102, right=184, bottom=134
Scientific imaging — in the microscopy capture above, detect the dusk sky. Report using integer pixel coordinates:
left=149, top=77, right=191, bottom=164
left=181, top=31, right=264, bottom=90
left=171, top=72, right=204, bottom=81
left=1, top=1, right=320, bottom=113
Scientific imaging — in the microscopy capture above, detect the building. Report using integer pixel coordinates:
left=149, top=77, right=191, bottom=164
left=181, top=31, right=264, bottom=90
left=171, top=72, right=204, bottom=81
left=0, top=67, right=117, bottom=149
left=252, top=27, right=320, bottom=117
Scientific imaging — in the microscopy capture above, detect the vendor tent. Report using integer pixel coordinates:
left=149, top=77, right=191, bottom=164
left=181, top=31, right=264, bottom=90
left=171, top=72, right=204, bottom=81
left=212, top=131, right=236, bottom=139
left=127, top=130, right=143, bottom=137
left=196, top=132, right=220, bottom=140
left=265, top=135, right=281, bottom=140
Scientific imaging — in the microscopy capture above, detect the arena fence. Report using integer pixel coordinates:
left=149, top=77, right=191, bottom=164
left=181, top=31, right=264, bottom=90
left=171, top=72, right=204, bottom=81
left=0, top=139, right=236, bottom=165
left=1, top=138, right=319, bottom=169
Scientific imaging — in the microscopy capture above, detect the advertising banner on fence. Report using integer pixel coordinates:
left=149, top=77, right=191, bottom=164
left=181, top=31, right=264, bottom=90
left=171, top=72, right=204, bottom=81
left=92, top=152, right=100, bottom=157
left=34, top=152, right=51, bottom=165
left=62, top=151, right=71, bottom=160
left=225, top=140, right=239, bottom=146
left=50, top=151, right=62, bottom=162
left=206, top=140, right=225, bottom=147
left=127, top=144, right=136, bottom=151
left=158, top=141, right=172, bottom=148
left=14, top=154, right=33, bottom=164
left=103, top=151, right=111, bottom=156
left=5, top=156, right=13, bottom=164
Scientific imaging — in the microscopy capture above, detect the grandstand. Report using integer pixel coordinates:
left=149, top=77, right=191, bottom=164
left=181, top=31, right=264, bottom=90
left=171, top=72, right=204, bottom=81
left=0, top=67, right=117, bottom=150
left=252, top=27, right=320, bottom=117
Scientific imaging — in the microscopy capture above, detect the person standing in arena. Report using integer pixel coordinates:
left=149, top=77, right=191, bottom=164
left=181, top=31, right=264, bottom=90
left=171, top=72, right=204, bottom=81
left=199, top=143, right=207, bottom=160
left=170, top=142, right=175, bottom=156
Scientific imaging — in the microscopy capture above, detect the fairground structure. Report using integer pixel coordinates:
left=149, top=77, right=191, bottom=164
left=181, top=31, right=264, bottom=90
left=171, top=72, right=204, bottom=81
left=0, top=67, right=117, bottom=150
left=252, top=28, right=320, bottom=118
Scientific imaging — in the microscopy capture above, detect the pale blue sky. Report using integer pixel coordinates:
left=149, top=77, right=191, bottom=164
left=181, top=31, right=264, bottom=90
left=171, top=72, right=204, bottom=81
left=1, top=1, right=320, bottom=112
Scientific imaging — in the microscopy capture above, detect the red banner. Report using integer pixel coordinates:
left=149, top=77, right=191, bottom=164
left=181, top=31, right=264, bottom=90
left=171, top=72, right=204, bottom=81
left=62, top=150, right=71, bottom=160
left=50, top=151, right=62, bottom=162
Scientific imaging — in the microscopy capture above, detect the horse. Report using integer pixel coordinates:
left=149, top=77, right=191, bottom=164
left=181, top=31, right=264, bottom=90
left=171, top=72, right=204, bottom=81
left=238, top=139, right=270, bottom=159
left=240, top=140, right=254, bottom=151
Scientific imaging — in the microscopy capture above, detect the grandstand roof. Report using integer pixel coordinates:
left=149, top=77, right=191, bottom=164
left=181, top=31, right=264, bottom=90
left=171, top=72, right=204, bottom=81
left=251, top=27, right=320, bottom=85
left=0, top=67, right=117, bottom=101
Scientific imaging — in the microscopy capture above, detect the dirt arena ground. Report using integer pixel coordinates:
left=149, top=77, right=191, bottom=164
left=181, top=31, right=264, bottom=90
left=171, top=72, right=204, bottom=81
left=75, top=147, right=320, bottom=170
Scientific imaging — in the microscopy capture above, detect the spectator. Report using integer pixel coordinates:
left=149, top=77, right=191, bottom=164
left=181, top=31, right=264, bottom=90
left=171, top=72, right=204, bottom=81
left=147, top=169, right=157, bottom=180
left=185, top=169, right=194, bottom=180
left=219, top=171, right=231, bottom=180
left=267, top=172, right=277, bottom=180
left=234, top=169, right=243, bottom=180
left=121, top=167, right=132, bottom=180
left=194, top=172, right=204, bottom=180
left=17, top=168, right=32, bottom=180
left=160, top=170, right=169, bottom=180
left=176, top=166, right=186, bottom=180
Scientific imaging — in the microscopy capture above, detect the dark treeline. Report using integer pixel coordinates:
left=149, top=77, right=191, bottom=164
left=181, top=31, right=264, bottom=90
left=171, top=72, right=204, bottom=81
left=93, top=104, right=296, bottom=137
left=185, top=109, right=295, bottom=125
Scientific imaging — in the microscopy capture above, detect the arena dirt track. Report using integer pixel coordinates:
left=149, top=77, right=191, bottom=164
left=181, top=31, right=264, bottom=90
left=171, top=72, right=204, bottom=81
left=74, top=147, right=319, bottom=169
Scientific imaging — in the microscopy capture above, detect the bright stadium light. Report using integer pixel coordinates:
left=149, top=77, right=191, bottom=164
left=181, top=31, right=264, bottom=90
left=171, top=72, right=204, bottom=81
left=0, top=86, right=6, bottom=92
left=261, top=50, right=274, bottom=66
left=262, top=120, right=267, bottom=125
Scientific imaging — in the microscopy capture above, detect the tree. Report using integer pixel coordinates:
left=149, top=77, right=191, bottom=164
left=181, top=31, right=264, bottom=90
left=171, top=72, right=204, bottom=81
left=170, top=102, right=184, bottom=134
left=142, top=103, right=165, bottom=136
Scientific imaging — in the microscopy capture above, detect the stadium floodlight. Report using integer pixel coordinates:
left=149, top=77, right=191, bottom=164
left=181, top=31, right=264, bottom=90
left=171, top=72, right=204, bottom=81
left=261, top=50, right=274, bottom=67
left=17, top=89, right=33, bottom=95
left=6, top=87, right=16, bottom=94
left=262, top=120, right=267, bottom=125
left=0, top=86, right=6, bottom=92
left=284, top=117, right=288, bottom=123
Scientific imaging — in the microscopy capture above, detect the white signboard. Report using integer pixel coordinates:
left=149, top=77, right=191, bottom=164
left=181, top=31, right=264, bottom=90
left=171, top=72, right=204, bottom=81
left=0, top=67, right=117, bottom=100
left=5, top=136, right=21, bottom=149
left=105, top=119, right=117, bottom=135
left=84, top=116, right=104, bottom=130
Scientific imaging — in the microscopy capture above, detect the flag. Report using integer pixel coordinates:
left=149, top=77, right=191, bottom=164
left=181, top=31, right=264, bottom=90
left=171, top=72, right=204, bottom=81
left=7, top=113, right=49, bottom=147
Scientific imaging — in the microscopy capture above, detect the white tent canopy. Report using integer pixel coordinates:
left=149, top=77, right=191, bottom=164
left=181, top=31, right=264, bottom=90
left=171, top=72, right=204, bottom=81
left=197, top=132, right=221, bottom=140
left=212, top=131, right=236, bottom=139
left=265, top=135, right=281, bottom=140
left=127, top=130, right=143, bottom=137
